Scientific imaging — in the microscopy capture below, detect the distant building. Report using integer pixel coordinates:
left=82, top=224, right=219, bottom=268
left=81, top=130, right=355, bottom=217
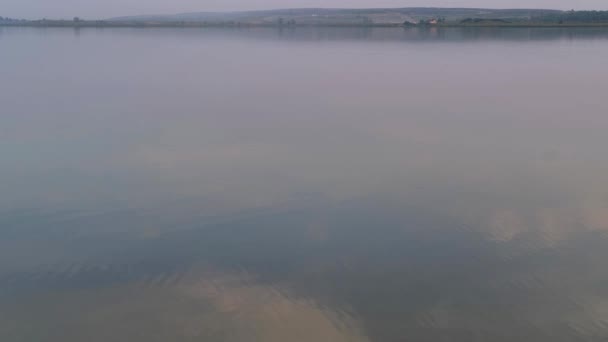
left=416, top=18, right=439, bottom=26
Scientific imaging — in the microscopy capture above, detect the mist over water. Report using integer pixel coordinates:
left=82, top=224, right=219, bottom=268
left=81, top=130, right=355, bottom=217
left=2, top=27, right=608, bottom=341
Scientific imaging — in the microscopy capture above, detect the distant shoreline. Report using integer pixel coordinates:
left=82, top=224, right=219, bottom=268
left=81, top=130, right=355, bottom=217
left=3, top=21, right=608, bottom=28
left=3, top=8, right=608, bottom=28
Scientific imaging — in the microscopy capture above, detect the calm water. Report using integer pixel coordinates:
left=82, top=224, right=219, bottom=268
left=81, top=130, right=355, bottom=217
left=2, top=27, right=608, bottom=341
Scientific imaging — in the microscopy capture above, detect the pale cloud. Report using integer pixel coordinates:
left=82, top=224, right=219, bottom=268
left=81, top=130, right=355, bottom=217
left=0, top=270, right=370, bottom=342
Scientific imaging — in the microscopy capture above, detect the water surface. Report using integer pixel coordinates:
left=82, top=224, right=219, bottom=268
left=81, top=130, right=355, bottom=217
left=2, top=27, right=608, bottom=341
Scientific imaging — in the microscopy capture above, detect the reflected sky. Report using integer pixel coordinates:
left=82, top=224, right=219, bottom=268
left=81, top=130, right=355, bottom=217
left=2, top=27, right=608, bottom=341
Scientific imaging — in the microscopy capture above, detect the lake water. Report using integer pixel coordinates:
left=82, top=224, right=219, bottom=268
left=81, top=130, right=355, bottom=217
left=2, top=26, right=608, bottom=341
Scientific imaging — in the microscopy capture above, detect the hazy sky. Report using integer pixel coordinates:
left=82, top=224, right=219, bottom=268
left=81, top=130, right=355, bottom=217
left=3, top=0, right=608, bottom=20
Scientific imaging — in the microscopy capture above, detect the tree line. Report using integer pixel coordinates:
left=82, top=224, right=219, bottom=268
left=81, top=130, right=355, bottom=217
left=535, top=10, right=608, bottom=23
left=0, top=16, right=28, bottom=22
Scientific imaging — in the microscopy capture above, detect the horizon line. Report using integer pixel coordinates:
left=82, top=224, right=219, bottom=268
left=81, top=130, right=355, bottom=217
left=5, top=6, right=588, bottom=21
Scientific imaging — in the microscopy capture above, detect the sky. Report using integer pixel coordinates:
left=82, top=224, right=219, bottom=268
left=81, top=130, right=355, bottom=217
left=3, top=0, right=608, bottom=20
